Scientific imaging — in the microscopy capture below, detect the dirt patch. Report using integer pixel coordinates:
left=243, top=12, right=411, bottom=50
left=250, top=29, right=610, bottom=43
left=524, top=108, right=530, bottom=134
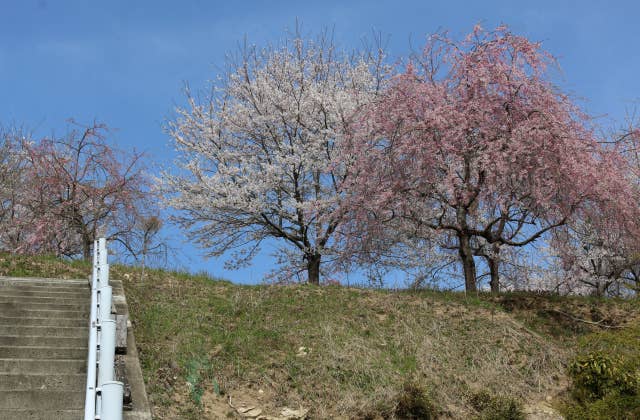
left=201, top=386, right=310, bottom=419
left=523, top=401, right=564, bottom=419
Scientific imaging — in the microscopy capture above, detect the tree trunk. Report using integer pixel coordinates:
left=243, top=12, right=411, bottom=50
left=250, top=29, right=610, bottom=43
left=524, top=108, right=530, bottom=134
left=594, top=281, right=607, bottom=298
left=488, top=258, right=500, bottom=294
left=82, top=240, right=92, bottom=261
left=306, top=254, right=321, bottom=285
left=487, top=245, right=500, bottom=294
left=458, top=234, right=477, bottom=292
left=140, top=252, right=147, bottom=284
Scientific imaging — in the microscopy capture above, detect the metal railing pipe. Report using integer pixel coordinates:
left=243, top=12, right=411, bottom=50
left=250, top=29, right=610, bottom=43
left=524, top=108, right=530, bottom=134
left=84, top=237, right=123, bottom=420
left=84, top=241, right=99, bottom=420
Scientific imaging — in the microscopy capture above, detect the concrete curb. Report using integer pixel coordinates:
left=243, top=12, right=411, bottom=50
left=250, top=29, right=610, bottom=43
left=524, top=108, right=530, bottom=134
left=110, top=279, right=153, bottom=420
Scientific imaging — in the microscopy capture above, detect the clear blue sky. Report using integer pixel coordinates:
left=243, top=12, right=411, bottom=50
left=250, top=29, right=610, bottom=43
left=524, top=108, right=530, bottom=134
left=1, top=0, right=638, bottom=284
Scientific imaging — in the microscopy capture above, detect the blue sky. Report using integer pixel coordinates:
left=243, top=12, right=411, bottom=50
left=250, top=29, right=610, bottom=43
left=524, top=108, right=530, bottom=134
left=1, top=1, right=638, bottom=284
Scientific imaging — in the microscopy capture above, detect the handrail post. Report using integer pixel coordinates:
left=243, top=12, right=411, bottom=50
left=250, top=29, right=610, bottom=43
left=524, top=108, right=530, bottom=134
left=98, top=237, right=108, bottom=267
left=101, top=381, right=124, bottom=420
left=92, top=240, right=98, bottom=290
left=98, top=319, right=117, bottom=386
left=98, top=263, right=109, bottom=290
left=99, top=286, right=113, bottom=322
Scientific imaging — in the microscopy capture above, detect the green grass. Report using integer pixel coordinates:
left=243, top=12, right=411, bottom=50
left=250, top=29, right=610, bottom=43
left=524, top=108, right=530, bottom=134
left=0, top=253, right=90, bottom=278
left=1, top=253, right=639, bottom=419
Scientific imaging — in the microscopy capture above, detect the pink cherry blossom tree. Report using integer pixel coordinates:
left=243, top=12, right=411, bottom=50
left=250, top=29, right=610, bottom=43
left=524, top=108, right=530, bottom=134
left=341, top=25, right=639, bottom=292
left=163, top=30, right=387, bottom=284
left=21, top=121, right=151, bottom=260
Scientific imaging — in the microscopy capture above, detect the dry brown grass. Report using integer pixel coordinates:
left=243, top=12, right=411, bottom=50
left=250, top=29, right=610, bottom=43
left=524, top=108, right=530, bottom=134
left=117, top=270, right=571, bottom=419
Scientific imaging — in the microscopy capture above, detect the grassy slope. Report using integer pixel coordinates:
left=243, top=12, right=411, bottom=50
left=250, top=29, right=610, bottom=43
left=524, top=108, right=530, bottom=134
left=0, top=254, right=637, bottom=419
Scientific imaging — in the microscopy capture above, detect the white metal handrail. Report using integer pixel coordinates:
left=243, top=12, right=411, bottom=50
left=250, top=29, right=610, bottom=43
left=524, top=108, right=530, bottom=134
left=84, top=238, right=124, bottom=420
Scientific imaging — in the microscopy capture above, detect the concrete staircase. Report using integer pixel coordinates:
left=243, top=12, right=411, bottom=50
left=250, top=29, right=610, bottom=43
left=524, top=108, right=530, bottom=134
left=0, top=276, right=89, bottom=420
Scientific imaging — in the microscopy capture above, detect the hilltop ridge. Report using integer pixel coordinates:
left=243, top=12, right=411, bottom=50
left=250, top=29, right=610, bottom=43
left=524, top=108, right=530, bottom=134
left=1, top=254, right=637, bottom=419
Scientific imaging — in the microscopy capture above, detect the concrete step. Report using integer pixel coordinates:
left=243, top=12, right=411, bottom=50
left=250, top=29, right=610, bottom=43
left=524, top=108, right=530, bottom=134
left=0, top=294, right=88, bottom=305
left=0, top=316, right=87, bottom=327
left=0, top=301, right=89, bottom=311
left=0, top=336, right=87, bottom=348
left=0, top=277, right=87, bottom=287
left=0, top=326, right=88, bottom=338
left=0, top=284, right=89, bottom=294
left=0, top=373, right=86, bottom=391
left=0, top=308, right=88, bottom=319
left=0, top=289, right=88, bottom=299
left=0, top=346, right=86, bottom=359
left=0, top=358, right=86, bottom=375
left=0, top=325, right=89, bottom=337
left=0, top=409, right=83, bottom=420
left=0, top=390, right=84, bottom=410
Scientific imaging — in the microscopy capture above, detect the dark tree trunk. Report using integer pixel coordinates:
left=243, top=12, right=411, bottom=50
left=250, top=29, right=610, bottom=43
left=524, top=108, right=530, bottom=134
left=307, top=253, right=321, bottom=285
left=458, top=234, right=477, bottom=292
left=82, top=240, right=92, bottom=261
left=594, top=281, right=607, bottom=298
left=487, top=245, right=500, bottom=294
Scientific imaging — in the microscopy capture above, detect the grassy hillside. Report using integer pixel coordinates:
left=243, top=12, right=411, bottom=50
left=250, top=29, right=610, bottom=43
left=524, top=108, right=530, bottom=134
left=0, top=254, right=638, bottom=419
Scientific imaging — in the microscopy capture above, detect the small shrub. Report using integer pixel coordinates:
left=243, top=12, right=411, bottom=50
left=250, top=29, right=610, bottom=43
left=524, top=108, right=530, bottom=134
left=562, top=352, right=640, bottom=419
left=568, top=352, right=639, bottom=402
left=394, top=382, right=439, bottom=419
left=185, top=358, right=206, bottom=405
left=468, top=390, right=524, bottom=420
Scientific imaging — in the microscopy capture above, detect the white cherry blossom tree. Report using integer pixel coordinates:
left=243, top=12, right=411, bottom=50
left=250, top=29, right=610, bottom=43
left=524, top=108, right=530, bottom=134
left=163, top=31, right=386, bottom=284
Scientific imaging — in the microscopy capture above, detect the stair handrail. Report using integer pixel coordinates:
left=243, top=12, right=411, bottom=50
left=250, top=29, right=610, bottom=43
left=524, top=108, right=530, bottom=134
left=84, top=238, right=124, bottom=420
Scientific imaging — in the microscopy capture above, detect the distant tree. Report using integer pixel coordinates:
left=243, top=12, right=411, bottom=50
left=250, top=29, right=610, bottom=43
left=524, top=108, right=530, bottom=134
left=616, top=122, right=640, bottom=295
left=550, top=219, right=637, bottom=296
left=550, top=122, right=640, bottom=297
left=163, top=30, right=387, bottom=284
left=340, top=25, right=639, bottom=292
left=22, top=121, right=151, bottom=260
left=137, top=215, right=163, bottom=279
left=0, top=127, right=33, bottom=251
left=117, top=213, right=166, bottom=282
